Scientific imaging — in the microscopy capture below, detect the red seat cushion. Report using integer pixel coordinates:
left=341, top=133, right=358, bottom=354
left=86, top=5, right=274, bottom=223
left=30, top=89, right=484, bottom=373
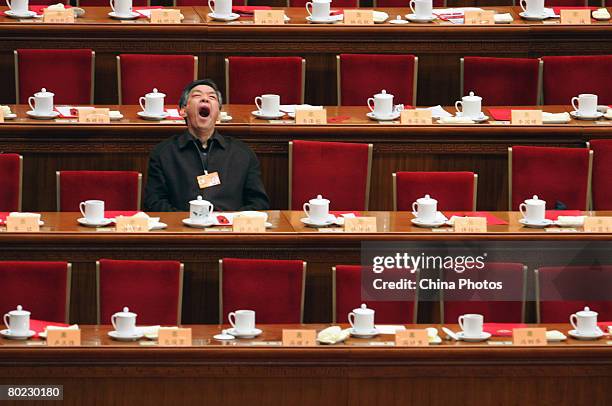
left=543, top=55, right=612, bottom=105
left=221, top=258, right=304, bottom=324
left=335, top=265, right=415, bottom=324
left=16, top=49, right=93, bottom=105
left=227, top=56, right=303, bottom=104
left=395, top=172, right=475, bottom=211
left=119, top=54, right=197, bottom=105
left=443, top=262, right=525, bottom=323
left=58, top=171, right=141, bottom=211
left=291, top=140, right=370, bottom=210
left=463, top=57, right=540, bottom=106
left=0, top=261, right=69, bottom=323
left=339, top=54, right=416, bottom=106
left=98, top=259, right=182, bottom=325
left=590, top=139, right=612, bottom=210
left=0, top=154, right=21, bottom=212
left=537, top=265, right=612, bottom=322
left=511, top=146, right=590, bottom=210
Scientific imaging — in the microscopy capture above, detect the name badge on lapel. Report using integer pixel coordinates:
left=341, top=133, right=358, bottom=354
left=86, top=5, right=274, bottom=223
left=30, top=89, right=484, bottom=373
left=197, top=171, right=221, bottom=189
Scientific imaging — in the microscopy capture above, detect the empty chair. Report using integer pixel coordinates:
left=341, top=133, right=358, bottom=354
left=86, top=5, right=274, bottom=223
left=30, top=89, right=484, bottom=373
left=56, top=171, right=142, bottom=211
left=337, top=54, right=418, bottom=106
left=442, top=262, right=526, bottom=323
left=536, top=265, right=612, bottom=322
left=589, top=139, right=612, bottom=210
left=0, top=261, right=71, bottom=323
left=508, top=146, right=592, bottom=210
left=97, top=259, right=183, bottom=325
left=333, top=265, right=418, bottom=324
left=393, top=172, right=477, bottom=211
left=225, top=56, right=305, bottom=104
left=289, top=140, right=372, bottom=210
left=219, top=258, right=306, bottom=324
left=460, top=57, right=541, bottom=106
left=542, top=55, right=612, bottom=105
left=0, top=154, right=23, bottom=212
left=15, top=49, right=94, bottom=105
left=117, top=54, right=198, bottom=105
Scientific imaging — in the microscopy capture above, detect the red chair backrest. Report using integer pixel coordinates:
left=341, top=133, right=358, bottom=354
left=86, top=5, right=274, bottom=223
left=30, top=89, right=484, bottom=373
left=590, top=139, right=612, bottom=210
left=395, top=172, right=475, bottom=211
left=0, top=154, right=21, bottom=212
left=58, top=171, right=141, bottom=211
left=543, top=55, right=612, bottom=105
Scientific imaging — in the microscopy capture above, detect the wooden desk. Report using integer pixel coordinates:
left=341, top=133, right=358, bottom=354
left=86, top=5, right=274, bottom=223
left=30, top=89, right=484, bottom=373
left=0, top=324, right=610, bottom=405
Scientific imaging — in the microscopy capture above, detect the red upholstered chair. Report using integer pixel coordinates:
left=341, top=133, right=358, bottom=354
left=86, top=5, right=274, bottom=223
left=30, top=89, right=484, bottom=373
left=590, top=140, right=612, bottom=210
left=460, top=57, right=542, bottom=106
left=219, top=258, right=306, bottom=324
left=97, top=259, right=184, bottom=325
left=393, top=172, right=477, bottom=211
left=78, top=0, right=148, bottom=5
left=117, top=54, right=199, bottom=105
left=374, top=0, right=445, bottom=6
left=333, top=265, right=418, bottom=324
left=508, top=146, right=592, bottom=211
left=0, top=154, right=23, bottom=212
left=288, top=0, right=358, bottom=6
left=225, top=57, right=305, bottom=104
left=542, top=55, right=612, bottom=105
left=0, top=261, right=71, bottom=323
left=289, top=140, right=373, bottom=210
left=442, top=262, right=526, bottom=323
left=536, top=265, right=612, bottom=323
left=15, top=49, right=94, bottom=105
left=56, top=171, right=142, bottom=211
left=337, top=54, right=418, bottom=106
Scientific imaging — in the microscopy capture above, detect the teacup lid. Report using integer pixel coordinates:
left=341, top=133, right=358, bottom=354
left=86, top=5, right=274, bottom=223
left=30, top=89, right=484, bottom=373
left=576, top=306, right=598, bottom=317
left=190, top=195, right=211, bottom=206
left=309, top=194, right=330, bottom=204
left=462, top=91, right=481, bottom=102
left=114, top=306, right=136, bottom=318
left=374, top=89, right=393, bottom=99
left=9, top=305, right=30, bottom=316
left=525, top=195, right=545, bottom=205
left=417, top=194, right=437, bottom=204
left=147, top=88, right=165, bottom=98
left=35, top=88, right=54, bottom=97
left=353, top=303, right=374, bottom=315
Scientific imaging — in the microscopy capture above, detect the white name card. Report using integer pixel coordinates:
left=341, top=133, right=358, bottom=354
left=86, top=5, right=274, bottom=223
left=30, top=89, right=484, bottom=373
left=395, top=329, right=429, bottom=347
left=78, top=108, right=110, bottom=124
left=46, top=329, right=81, bottom=346
left=584, top=216, right=612, bottom=233
left=6, top=215, right=39, bottom=232
left=344, top=217, right=377, bottom=233
left=453, top=217, right=487, bottom=233
left=282, top=329, right=317, bottom=346
left=43, top=9, right=75, bottom=23
left=513, top=328, right=547, bottom=346
left=463, top=10, right=495, bottom=24
left=115, top=216, right=149, bottom=232
left=560, top=9, right=591, bottom=25
left=0, top=110, right=4, bottom=123
left=158, top=328, right=192, bottom=346
left=295, top=108, right=327, bottom=125
left=233, top=216, right=266, bottom=233
left=150, top=9, right=182, bottom=24
left=400, top=109, right=432, bottom=125
left=511, top=110, right=543, bottom=126
left=253, top=10, right=285, bottom=25
left=343, top=10, right=374, bottom=25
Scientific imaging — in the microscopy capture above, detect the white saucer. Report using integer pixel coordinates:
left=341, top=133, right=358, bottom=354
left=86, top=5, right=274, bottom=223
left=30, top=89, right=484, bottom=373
left=519, top=218, right=554, bottom=228
left=300, top=216, right=336, bottom=228
left=108, top=11, right=140, bottom=20
left=519, top=11, right=548, bottom=20
left=568, top=328, right=604, bottom=340
left=208, top=12, right=240, bottom=21
left=570, top=111, right=604, bottom=121
left=389, top=17, right=409, bottom=24
left=373, top=11, right=389, bottom=23
left=26, top=110, right=60, bottom=120
left=456, top=112, right=489, bottom=123
left=306, top=14, right=343, bottom=24
left=4, top=10, right=38, bottom=18
left=218, top=114, right=232, bottom=122
left=227, top=328, right=262, bottom=338
left=149, top=222, right=167, bottom=230
left=367, top=111, right=401, bottom=121
left=349, top=328, right=380, bottom=338
left=137, top=111, right=169, bottom=121
left=405, top=13, right=436, bottom=23
left=457, top=331, right=491, bottom=342
left=77, top=217, right=112, bottom=227
left=182, top=218, right=215, bottom=228
left=251, top=110, right=285, bottom=120
left=108, top=330, right=144, bottom=341
left=0, top=329, right=36, bottom=340
left=2, top=113, right=17, bottom=120
left=553, top=219, right=585, bottom=228
left=109, top=112, right=123, bottom=121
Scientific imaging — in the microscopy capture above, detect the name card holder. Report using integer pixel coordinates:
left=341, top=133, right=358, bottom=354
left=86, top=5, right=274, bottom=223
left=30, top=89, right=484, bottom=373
left=453, top=217, right=487, bottom=233
left=343, top=10, right=374, bottom=25
left=282, top=329, right=317, bottom=346
left=295, top=108, right=327, bottom=125
left=150, top=9, right=182, bottom=24
left=400, top=109, right=432, bottom=125
left=584, top=217, right=612, bottom=233
left=43, top=9, right=75, bottom=23
left=47, top=329, right=81, bottom=346
left=233, top=216, right=266, bottom=233
left=253, top=10, right=285, bottom=25
left=344, top=217, right=377, bottom=233
left=560, top=9, right=591, bottom=24
left=463, top=10, right=495, bottom=24
left=511, top=110, right=542, bottom=126
left=78, top=108, right=110, bottom=124
left=6, top=216, right=40, bottom=232
left=395, top=329, right=429, bottom=347
left=158, top=328, right=192, bottom=346
left=115, top=216, right=149, bottom=232
left=512, top=328, right=547, bottom=346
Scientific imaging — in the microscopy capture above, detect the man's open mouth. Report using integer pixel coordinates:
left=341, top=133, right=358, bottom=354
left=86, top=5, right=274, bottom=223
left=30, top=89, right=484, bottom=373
left=199, top=105, right=210, bottom=118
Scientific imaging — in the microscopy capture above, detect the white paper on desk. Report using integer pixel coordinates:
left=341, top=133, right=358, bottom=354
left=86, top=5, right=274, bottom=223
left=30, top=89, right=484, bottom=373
left=166, top=108, right=181, bottom=117
left=433, top=7, right=483, bottom=16
left=375, top=325, right=406, bottom=334
left=544, top=7, right=559, bottom=18
left=135, top=325, right=162, bottom=335
left=133, top=9, right=156, bottom=18
left=418, top=105, right=453, bottom=119
left=447, top=18, right=464, bottom=24
left=280, top=104, right=312, bottom=113
left=55, top=106, right=87, bottom=117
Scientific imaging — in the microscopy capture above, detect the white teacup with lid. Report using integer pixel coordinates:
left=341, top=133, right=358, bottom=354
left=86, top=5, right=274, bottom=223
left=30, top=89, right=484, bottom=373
left=519, top=195, right=546, bottom=223
left=412, top=194, right=438, bottom=223
left=3, top=305, right=30, bottom=336
left=303, top=194, right=330, bottom=223
left=570, top=306, right=598, bottom=335
left=6, top=0, right=29, bottom=15
left=190, top=195, right=214, bottom=223
left=348, top=304, right=375, bottom=333
left=110, top=0, right=133, bottom=17
left=139, top=88, right=165, bottom=116
left=306, top=0, right=331, bottom=20
left=111, top=307, right=137, bottom=336
left=367, top=89, right=394, bottom=118
left=455, top=91, right=482, bottom=119
left=28, top=88, right=54, bottom=116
